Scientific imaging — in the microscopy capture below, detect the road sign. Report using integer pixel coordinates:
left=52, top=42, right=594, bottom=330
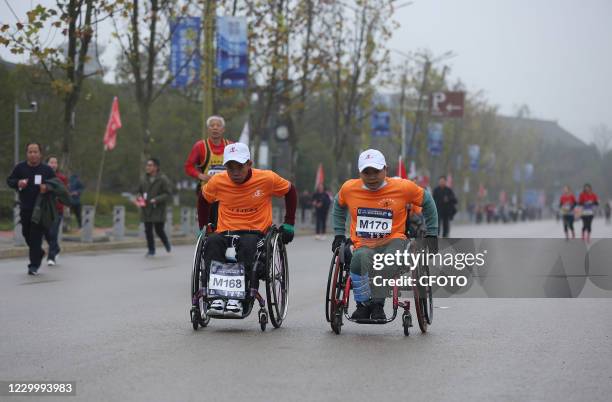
left=429, top=91, right=465, bottom=118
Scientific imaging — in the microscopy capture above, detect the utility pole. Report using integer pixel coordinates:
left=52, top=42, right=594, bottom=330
left=406, top=59, right=431, bottom=164
left=399, top=66, right=408, bottom=160
left=201, top=0, right=216, bottom=136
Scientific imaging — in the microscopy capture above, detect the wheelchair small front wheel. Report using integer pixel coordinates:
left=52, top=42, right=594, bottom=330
left=259, top=309, right=268, bottom=332
left=331, top=311, right=342, bottom=335
left=190, top=307, right=199, bottom=331
left=402, top=312, right=412, bottom=336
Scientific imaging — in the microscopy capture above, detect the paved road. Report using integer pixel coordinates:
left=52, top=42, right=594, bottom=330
left=1, top=230, right=611, bottom=401
left=451, top=217, right=612, bottom=238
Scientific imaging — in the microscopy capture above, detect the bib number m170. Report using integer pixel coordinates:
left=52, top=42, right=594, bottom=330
left=208, top=260, right=246, bottom=299
left=356, top=208, right=393, bottom=239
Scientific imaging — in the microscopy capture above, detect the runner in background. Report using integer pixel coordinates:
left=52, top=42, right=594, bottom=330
left=604, top=200, right=611, bottom=225
left=44, top=156, right=68, bottom=265
left=559, top=185, right=576, bottom=240
left=578, top=183, right=599, bottom=244
left=184, top=116, right=233, bottom=233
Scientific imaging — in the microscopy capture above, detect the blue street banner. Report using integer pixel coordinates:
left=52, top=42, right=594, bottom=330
left=524, top=163, right=534, bottom=182
left=371, top=111, right=391, bottom=137
left=170, top=17, right=201, bottom=88
left=216, top=16, right=248, bottom=89
left=468, top=144, right=480, bottom=171
left=427, top=123, right=444, bottom=156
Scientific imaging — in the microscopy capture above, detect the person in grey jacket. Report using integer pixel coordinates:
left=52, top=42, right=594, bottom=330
left=137, top=158, right=172, bottom=257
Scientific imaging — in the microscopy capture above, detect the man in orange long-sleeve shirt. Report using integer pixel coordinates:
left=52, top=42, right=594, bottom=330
left=184, top=116, right=233, bottom=231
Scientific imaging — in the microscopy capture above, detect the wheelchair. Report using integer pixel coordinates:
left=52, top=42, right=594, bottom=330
left=190, top=225, right=289, bottom=331
left=325, top=213, right=433, bottom=336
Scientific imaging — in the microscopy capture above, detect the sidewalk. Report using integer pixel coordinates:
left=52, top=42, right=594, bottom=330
left=0, top=226, right=316, bottom=259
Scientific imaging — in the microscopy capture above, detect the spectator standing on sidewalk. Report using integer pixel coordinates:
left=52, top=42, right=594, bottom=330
left=433, top=176, right=457, bottom=237
left=137, top=158, right=172, bottom=257
left=6, top=143, right=55, bottom=275
left=312, top=184, right=331, bottom=240
left=68, top=173, right=84, bottom=228
left=43, top=156, right=68, bottom=266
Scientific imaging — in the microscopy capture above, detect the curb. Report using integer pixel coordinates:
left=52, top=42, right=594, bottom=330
left=0, top=236, right=195, bottom=260
left=0, top=230, right=314, bottom=260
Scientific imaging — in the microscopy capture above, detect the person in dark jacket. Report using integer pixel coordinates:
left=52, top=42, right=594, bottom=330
left=137, top=158, right=172, bottom=257
left=6, top=143, right=55, bottom=275
left=432, top=176, right=457, bottom=238
left=312, top=184, right=331, bottom=240
left=68, top=174, right=84, bottom=228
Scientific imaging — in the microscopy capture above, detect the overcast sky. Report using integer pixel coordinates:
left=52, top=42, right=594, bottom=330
left=1, top=0, right=610, bottom=143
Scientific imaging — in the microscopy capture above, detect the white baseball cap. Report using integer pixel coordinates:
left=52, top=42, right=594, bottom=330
left=358, top=149, right=386, bottom=172
left=223, top=142, right=251, bottom=165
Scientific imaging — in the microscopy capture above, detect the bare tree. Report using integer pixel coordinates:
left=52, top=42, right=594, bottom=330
left=0, top=0, right=121, bottom=170
left=111, top=0, right=199, bottom=162
left=592, top=123, right=612, bottom=157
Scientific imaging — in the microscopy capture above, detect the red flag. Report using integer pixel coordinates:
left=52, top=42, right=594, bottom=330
left=447, top=172, right=453, bottom=188
left=478, top=183, right=487, bottom=198
left=314, top=163, right=324, bottom=191
left=103, top=97, right=122, bottom=151
left=397, top=156, right=407, bottom=179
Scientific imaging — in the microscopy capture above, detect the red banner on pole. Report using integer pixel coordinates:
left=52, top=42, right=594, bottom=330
left=314, top=163, right=324, bottom=191
left=103, top=97, right=122, bottom=151
left=397, top=156, right=407, bottom=179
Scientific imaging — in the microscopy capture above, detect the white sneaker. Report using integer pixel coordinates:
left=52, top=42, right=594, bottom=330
left=47, top=259, right=56, bottom=266
left=225, top=299, right=243, bottom=316
left=207, top=299, right=225, bottom=316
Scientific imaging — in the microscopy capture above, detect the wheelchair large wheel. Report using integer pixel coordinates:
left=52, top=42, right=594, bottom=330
left=190, top=233, right=210, bottom=330
left=265, top=228, right=289, bottom=328
left=412, top=261, right=433, bottom=333
left=325, top=249, right=343, bottom=323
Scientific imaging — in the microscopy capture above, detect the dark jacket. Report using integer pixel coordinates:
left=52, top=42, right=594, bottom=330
left=312, top=191, right=331, bottom=213
left=433, top=186, right=457, bottom=218
left=138, top=173, right=172, bottom=223
left=31, top=177, right=72, bottom=230
left=6, top=161, right=55, bottom=210
left=69, top=174, right=85, bottom=205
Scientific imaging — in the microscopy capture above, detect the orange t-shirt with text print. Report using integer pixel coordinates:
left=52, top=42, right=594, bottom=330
left=203, top=169, right=291, bottom=232
left=337, top=177, right=425, bottom=249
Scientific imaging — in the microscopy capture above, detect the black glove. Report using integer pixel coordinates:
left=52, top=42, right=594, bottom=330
left=279, top=223, right=294, bottom=244
left=332, top=235, right=346, bottom=252
left=424, top=235, right=438, bottom=254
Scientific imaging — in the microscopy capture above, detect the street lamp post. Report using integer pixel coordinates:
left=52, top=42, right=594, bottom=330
left=13, top=102, right=38, bottom=247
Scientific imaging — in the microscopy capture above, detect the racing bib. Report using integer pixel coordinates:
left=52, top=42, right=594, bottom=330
left=208, top=260, right=246, bottom=299
left=356, top=207, right=393, bottom=239
left=207, top=164, right=226, bottom=176
left=561, top=203, right=572, bottom=214
left=582, top=202, right=594, bottom=215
